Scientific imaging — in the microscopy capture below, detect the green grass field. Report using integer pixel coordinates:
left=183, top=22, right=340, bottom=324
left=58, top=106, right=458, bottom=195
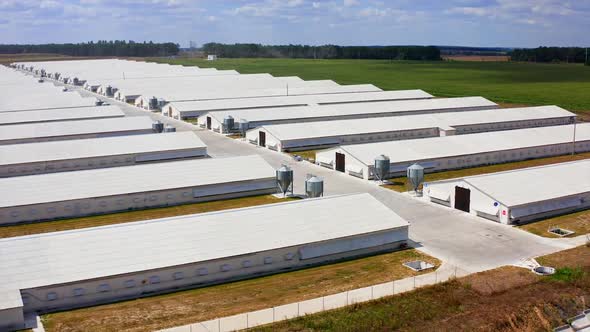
left=148, top=58, right=590, bottom=113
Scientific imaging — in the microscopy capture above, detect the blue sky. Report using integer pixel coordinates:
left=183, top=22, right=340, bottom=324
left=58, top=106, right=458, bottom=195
left=0, top=0, right=589, bottom=47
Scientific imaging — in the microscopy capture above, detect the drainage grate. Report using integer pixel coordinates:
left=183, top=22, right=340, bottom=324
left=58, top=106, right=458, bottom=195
left=403, top=260, right=435, bottom=272
left=548, top=227, right=575, bottom=237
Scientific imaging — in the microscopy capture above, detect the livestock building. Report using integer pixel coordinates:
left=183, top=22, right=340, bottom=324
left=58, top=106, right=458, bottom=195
left=198, top=97, right=498, bottom=134
left=0, top=105, right=124, bottom=126
left=132, top=81, right=382, bottom=110
left=0, top=117, right=155, bottom=145
left=0, top=132, right=207, bottom=177
left=0, top=155, right=276, bottom=225
left=0, top=193, right=409, bottom=331
left=423, top=160, right=590, bottom=224
left=315, top=124, right=590, bottom=180
left=247, top=106, right=575, bottom=151
left=162, top=90, right=434, bottom=119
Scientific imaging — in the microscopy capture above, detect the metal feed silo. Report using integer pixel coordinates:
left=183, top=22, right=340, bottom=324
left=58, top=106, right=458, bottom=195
left=163, top=125, right=176, bottom=133
left=238, top=119, right=249, bottom=137
left=105, top=85, right=113, bottom=97
left=407, top=163, right=425, bottom=194
left=305, top=175, right=324, bottom=198
left=152, top=121, right=164, bottom=133
left=374, top=154, right=390, bottom=182
left=149, top=97, right=158, bottom=110
left=223, top=115, right=235, bottom=133
left=276, top=165, right=293, bottom=196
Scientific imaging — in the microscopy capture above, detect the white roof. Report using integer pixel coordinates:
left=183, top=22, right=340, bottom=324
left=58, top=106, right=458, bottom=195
left=0, top=117, right=154, bottom=143
left=205, top=97, right=497, bottom=123
left=432, top=160, right=590, bottom=207
left=0, top=91, right=96, bottom=112
left=259, top=106, right=574, bottom=141
left=0, top=131, right=206, bottom=166
left=0, top=155, right=275, bottom=208
left=0, top=105, right=124, bottom=125
left=0, top=193, right=407, bottom=309
left=168, top=90, right=433, bottom=113
left=322, top=123, right=590, bottom=165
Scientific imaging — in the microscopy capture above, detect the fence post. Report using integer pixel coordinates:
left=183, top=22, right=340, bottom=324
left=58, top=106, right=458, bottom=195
left=273, top=307, right=276, bottom=322
left=246, top=312, right=249, bottom=329
left=322, top=296, right=325, bottom=311
left=413, top=276, right=416, bottom=289
left=346, top=291, right=349, bottom=305
left=371, top=286, right=374, bottom=299
left=392, top=280, right=395, bottom=295
left=297, top=302, right=300, bottom=317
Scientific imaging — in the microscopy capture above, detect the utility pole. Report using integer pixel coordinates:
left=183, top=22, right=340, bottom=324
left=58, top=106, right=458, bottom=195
left=586, top=47, right=588, bottom=65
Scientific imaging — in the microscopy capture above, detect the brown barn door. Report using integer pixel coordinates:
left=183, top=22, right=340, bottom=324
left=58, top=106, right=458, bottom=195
left=259, top=131, right=266, bottom=147
left=335, top=152, right=345, bottom=172
left=454, top=186, right=471, bottom=212
left=206, top=116, right=212, bottom=129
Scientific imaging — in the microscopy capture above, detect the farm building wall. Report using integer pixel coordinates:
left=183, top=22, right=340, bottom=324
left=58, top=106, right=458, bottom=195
left=20, top=227, right=408, bottom=315
left=247, top=116, right=573, bottom=152
left=0, top=178, right=276, bottom=225
left=424, top=180, right=590, bottom=224
left=317, top=140, right=590, bottom=180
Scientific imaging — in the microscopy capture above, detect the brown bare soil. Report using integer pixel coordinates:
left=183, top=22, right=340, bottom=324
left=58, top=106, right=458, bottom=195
left=255, top=246, right=590, bottom=332
left=519, top=209, right=590, bottom=238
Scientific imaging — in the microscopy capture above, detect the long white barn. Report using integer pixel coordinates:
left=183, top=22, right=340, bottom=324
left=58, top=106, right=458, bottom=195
left=0, top=155, right=276, bottom=225
left=0, top=105, right=124, bottom=126
left=0, top=194, right=409, bottom=331
left=423, top=160, right=590, bottom=224
left=162, top=90, right=434, bottom=119
left=198, top=97, right=498, bottom=133
left=0, top=117, right=156, bottom=145
left=246, top=106, right=575, bottom=152
left=315, top=124, right=590, bottom=180
left=0, top=132, right=207, bottom=177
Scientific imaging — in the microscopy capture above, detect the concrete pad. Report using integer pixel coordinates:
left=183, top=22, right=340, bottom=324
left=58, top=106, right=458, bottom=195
left=191, top=320, right=220, bottom=332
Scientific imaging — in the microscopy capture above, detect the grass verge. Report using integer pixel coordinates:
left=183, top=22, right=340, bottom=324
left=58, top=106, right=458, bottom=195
left=0, top=195, right=294, bottom=239
left=382, top=152, right=590, bottom=192
left=42, top=249, right=438, bottom=332
left=518, top=209, right=590, bottom=238
left=253, top=246, right=590, bottom=332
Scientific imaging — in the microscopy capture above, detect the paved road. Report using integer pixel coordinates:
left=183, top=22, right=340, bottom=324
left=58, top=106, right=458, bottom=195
left=73, top=85, right=582, bottom=273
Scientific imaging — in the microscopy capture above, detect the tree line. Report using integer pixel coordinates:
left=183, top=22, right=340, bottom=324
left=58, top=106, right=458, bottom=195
left=510, top=47, right=589, bottom=65
left=201, top=43, right=441, bottom=60
left=0, top=41, right=180, bottom=57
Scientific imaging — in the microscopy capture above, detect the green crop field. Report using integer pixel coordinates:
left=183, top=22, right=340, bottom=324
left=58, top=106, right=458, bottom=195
left=147, top=58, right=590, bottom=113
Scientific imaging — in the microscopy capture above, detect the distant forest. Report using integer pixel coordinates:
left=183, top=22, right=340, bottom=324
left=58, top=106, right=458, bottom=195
left=201, top=43, right=441, bottom=60
left=511, top=47, right=589, bottom=64
left=0, top=41, right=180, bottom=57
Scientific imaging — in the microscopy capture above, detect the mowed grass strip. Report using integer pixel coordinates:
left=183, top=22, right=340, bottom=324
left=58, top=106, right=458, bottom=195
left=252, top=246, right=590, bottom=332
left=382, top=152, right=590, bottom=192
left=0, top=195, right=294, bottom=239
left=147, top=58, right=590, bottom=113
left=42, top=249, right=438, bottom=332
left=518, top=209, right=590, bottom=238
